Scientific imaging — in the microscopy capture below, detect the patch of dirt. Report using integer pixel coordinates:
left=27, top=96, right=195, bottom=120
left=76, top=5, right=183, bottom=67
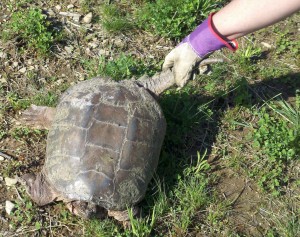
left=215, top=167, right=268, bottom=236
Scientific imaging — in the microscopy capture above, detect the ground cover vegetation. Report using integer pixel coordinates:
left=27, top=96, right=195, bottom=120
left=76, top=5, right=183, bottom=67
left=0, top=0, right=299, bottom=236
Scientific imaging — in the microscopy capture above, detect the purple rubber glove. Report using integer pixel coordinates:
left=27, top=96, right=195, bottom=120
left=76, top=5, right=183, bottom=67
left=163, top=13, right=238, bottom=88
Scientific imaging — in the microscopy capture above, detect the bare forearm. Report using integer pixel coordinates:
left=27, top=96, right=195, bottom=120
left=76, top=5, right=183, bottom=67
left=213, top=0, right=300, bottom=40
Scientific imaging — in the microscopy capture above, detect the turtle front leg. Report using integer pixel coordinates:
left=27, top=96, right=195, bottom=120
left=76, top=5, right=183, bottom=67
left=108, top=206, right=139, bottom=228
left=20, top=105, right=56, bottom=130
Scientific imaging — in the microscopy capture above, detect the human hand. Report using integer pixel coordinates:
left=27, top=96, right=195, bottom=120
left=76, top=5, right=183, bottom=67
left=162, top=42, right=202, bottom=88
left=163, top=13, right=237, bottom=88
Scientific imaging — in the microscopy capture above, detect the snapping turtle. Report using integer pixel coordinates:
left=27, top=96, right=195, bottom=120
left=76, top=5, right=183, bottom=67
left=20, top=70, right=176, bottom=221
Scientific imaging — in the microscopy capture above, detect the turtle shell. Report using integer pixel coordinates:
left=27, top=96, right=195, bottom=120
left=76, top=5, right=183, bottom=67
left=43, top=77, right=166, bottom=210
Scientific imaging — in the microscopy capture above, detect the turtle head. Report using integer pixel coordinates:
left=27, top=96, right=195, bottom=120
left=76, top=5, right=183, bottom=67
left=21, top=173, right=58, bottom=206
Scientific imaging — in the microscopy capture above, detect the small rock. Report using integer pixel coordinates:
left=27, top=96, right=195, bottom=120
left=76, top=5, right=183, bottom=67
left=12, top=62, right=19, bottom=68
left=55, top=5, right=62, bottom=11
left=0, top=156, right=4, bottom=161
left=5, top=201, right=15, bottom=215
left=101, top=39, right=109, bottom=47
left=27, top=59, right=33, bottom=65
left=82, top=12, right=92, bottom=24
left=85, top=47, right=91, bottom=55
left=67, top=4, right=74, bottom=9
left=88, top=42, right=98, bottom=49
left=261, top=42, right=272, bottom=49
left=64, top=45, right=74, bottom=54
left=0, top=52, right=7, bottom=59
left=114, top=38, right=125, bottom=48
left=73, top=15, right=80, bottom=23
left=47, top=9, right=55, bottom=16
left=59, top=12, right=81, bottom=18
left=19, top=67, right=26, bottom=73
left=55, top=79, right=64, bottom=86
left=0, top=76, right=7, bottom=84
left=98, top=49, right=109, bottom=56
left=5, top=177, right=18, bottom=186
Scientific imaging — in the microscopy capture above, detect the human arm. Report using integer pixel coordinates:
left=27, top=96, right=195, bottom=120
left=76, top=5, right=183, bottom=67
left=213, top=0, right=300, bottom=40
left=163, top=0, right=300, bottom=87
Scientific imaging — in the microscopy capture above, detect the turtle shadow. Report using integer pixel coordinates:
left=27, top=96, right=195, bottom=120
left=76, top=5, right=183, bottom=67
left=142, top=71, right=300, bottom=235
left=156, top=71, right=300, bottom=183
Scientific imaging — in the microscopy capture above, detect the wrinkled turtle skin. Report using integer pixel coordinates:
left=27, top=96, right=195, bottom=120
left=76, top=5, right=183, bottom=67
left=43, top=77, right=166, bottom=210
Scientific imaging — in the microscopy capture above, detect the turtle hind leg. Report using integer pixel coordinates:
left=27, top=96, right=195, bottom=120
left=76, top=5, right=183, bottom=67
left=66, top=201, right=107, bottom=219
left=21, top=173, right=59, bottom=206
left=20, top=105, right=56, bottom=130
left=108, top=206, right=139, bottom=228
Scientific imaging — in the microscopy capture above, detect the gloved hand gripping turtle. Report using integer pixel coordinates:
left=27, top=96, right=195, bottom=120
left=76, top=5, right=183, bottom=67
left=163, top=13, right=238, bottom=88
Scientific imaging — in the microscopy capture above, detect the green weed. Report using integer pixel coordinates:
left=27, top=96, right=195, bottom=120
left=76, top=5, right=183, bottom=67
left=249, top=102, right=299, bottom=195
left=169, top=151, right=210, bottom=234
left=275, top=30, right=300, bottom=56
left=2, top=8, right=60, bottom=55
left=82, top=54, right=156, bottom=80
left=6, top=91, right=58, bottom=111
left=137, top=0, right=222, bottom=40
left=101, top=4, right=135, bottom=33
left=95, top=0, right=223, bottom=40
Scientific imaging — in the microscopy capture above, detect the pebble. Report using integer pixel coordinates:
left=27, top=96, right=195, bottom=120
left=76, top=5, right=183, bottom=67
left=0, top=52, right=7, bottom=59
left=78, top=75, right=85, bottom=81
left=5, top=201, right=15, bottom=215
left=64, top=45, right=74, bottom=54
left=0, top=156, right=4, bottom=161
left=12, top=62, right=19, bottom=68
left=55, top=5, right=62, bottom=11
left=114, top=38, right=125, bottom=48
left=67, top=4, right=74, bottom=9
left=55, top=79, right=64, bottom=86
left=98, top=49, right=110, bottom=56
left=261, top=42, right=272, bottom=49
left=5, top=177, right=18, bottom=187
left=73, top=15, right=80, bottom=23
left=88, top=42, right=98, bottom=49
left=47, top=9, right=55, bottom=16
left=0, top=76, right=7, bottom=84
left=19, top=67, right=26, bottom=73
left=101, top=39, right=109, bottom=47
left=59, top=12, right=81, bottom=18
left=82, top=12, right=92, bottom=24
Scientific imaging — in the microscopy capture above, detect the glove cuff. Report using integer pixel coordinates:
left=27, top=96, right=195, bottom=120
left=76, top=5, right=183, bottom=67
left=181, top=13, right=238, bottom=57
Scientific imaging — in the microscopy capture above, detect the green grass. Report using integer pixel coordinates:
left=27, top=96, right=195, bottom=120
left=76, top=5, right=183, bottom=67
left=6, top=91, right=58, bottom=111
left=249, top=105, right=298, bottom=196
left=2, top=7, right=61, bottom=55
left=97, top=0, right=223, bottom=40
left=137, top=0, right=223, bottom=40
left=81, top=54, right=158, bottom=80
